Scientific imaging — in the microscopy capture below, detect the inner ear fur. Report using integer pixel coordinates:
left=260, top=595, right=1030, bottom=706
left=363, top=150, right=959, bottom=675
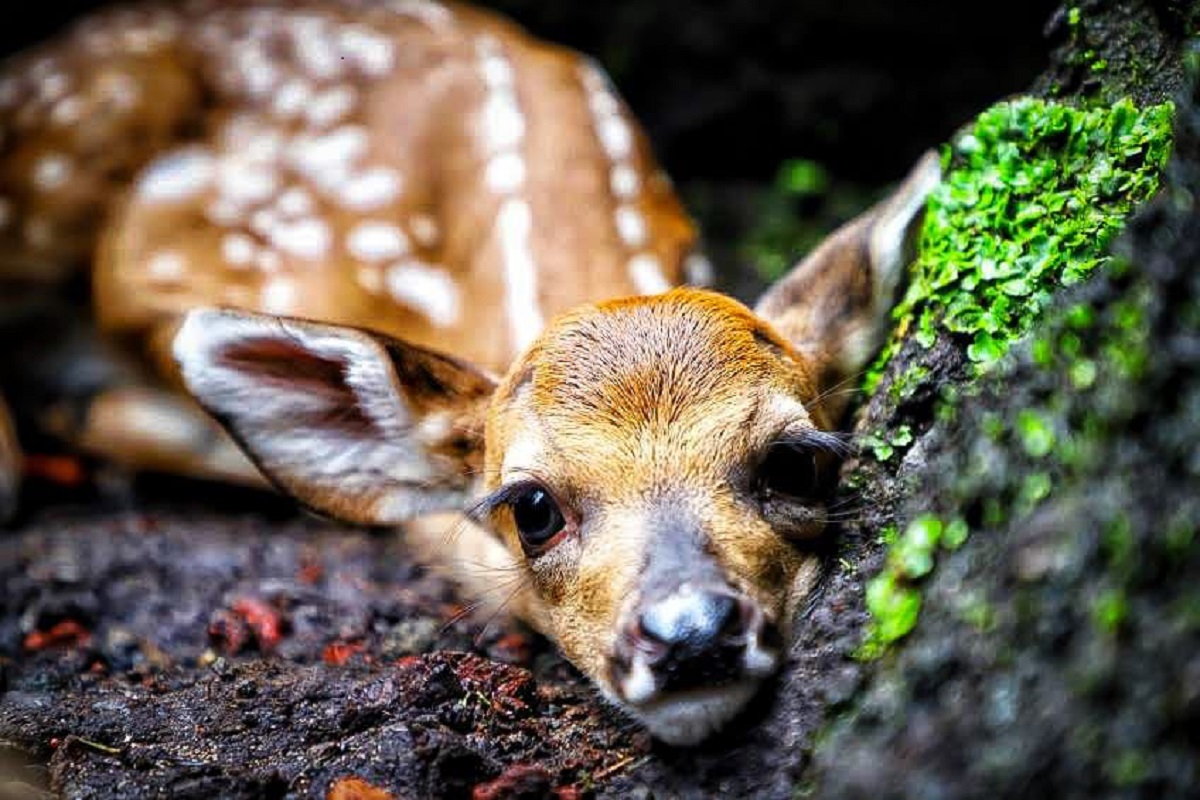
left=173, top=308, right=497, bottom=526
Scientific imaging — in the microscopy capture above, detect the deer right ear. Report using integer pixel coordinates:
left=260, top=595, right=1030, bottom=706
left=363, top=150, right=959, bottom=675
left=173, top=308, right=496, bottom=526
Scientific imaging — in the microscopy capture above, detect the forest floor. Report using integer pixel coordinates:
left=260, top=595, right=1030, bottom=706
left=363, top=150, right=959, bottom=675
left=0, top=479, right=863, bottom=799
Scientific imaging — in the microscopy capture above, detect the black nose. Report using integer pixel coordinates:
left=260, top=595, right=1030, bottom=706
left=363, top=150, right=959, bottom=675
left=630, top=588, right=749, bottom=692
left=639, top=590, right=739, bottom=655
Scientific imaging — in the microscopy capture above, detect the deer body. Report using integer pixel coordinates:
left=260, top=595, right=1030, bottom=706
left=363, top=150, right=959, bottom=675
left=1, top=0, right=698, bottom=374
left=0, top=0, right=940, bottom=745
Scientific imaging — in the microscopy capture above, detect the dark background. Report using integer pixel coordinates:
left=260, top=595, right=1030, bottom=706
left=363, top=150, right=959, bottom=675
left=0, top=1, right=1058, bottom=184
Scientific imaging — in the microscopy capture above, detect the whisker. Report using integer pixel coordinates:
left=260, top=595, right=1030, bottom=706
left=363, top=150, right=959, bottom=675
left=440, top=574, right=527, bottom=633
left=472, top=578, right=529, bottom=649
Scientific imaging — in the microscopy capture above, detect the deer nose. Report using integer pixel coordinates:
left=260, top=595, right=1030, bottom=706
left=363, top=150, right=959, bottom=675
left=614, top=586, right=774, bottom=700
left=638, top=589, right=739, bottom=656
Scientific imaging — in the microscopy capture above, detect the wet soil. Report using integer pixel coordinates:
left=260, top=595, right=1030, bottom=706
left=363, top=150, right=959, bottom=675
left=0, top=487, right=870, bottom=799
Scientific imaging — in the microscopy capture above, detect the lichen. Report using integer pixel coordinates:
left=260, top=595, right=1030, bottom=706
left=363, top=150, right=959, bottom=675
left=856, top=96, right=1175, bottom=656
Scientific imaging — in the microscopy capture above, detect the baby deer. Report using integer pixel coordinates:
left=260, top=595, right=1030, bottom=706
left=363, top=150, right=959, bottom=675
left=176, top=149, right=939, bottom=744
left=0, top=0, right=939, bottom=743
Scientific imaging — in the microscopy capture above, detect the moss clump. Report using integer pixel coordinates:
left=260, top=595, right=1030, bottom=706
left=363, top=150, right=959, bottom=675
left=858, top=514, right=968, bottom=657
left=857, top=96, right=1175, bottom=656
left=864, top=97, right=1174, bottom=395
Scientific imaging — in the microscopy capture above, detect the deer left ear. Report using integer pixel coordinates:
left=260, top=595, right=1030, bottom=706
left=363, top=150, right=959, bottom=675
left=754, top=150, right=941, bottom=418
left=173, top=308, right=496, bottom=526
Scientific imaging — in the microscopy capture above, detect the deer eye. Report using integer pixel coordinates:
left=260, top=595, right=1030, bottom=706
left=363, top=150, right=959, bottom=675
left=511, top=486, right=566, bottom=550
left=757, top=444, right=820, bottom=501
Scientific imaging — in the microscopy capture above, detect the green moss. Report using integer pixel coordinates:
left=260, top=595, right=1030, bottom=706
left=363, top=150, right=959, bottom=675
left=861, top=424, right=914, bottom=463
left=864, top=97, right=1174, bottom=395
left=1016, top=409, right=1057, bottom=458
left=857, top=95, right=1175, bottom=657
left=859, top=515, right=966, bottom=656
left=1107, top=749, right=1150, bottom=787
left=1093, top=588, right=1129, bottom=634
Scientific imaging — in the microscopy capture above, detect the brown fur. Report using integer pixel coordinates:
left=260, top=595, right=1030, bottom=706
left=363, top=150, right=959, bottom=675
left=482, top=289, right=829, bottom=684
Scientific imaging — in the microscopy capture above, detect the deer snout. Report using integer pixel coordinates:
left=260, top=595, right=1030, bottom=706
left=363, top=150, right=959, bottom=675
left=611, top=585, right=781, bottom=705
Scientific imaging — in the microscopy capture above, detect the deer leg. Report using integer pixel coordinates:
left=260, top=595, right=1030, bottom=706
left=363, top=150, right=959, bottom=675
left=2, top=301, right=266, bottom=488
left=48, top=382, right=268, bottom=488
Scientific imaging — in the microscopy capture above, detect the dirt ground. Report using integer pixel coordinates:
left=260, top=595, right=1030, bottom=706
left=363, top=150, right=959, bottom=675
left=0, top=478, right=873, bottom=799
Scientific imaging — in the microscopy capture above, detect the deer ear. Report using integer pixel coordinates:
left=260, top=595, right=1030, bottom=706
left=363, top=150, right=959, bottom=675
left=172, top=308, right=496, bottom=526
left=754, top=150, right=941, bottom=415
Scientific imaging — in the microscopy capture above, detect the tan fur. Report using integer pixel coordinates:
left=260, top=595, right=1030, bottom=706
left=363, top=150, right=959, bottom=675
left=0, top=0, right=698, bottom=482
left=0, top=0, right=940, bottom=745
left=481, top=289, right=828, bottom=684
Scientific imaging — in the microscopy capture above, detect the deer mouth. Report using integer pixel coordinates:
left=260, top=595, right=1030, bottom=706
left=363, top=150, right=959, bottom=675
left=606, top=589, right=783, bottom=745
left=615, top=680, right=771, bottom=746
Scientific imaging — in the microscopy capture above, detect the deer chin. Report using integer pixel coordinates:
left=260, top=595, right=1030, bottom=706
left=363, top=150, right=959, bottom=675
left=609, top=681, right=765, bottom=746
left=598, top=635, right=781, bottom=746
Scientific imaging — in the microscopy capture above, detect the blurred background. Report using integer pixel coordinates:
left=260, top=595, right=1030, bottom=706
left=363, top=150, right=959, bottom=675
left=2, top=0, right=1059, bottom=298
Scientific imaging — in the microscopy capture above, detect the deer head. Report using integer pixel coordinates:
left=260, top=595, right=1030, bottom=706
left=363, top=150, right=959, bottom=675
left=174, top=151, right=940, bottom=744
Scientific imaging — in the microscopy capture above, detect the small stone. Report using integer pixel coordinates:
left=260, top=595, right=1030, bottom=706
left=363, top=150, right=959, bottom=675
left=380, top=617, right=439, bottom=659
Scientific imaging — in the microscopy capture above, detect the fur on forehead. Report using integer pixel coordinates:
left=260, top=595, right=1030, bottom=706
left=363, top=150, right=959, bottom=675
left=496, top=288, right=820, bottom=429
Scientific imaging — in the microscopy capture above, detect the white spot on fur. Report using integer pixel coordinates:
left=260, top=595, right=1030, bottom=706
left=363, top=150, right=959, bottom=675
left=271, top=218, right=331, bottom=261
left=292, top=18, right=341, bottom=80
left=288, top=127, right=369, bottom=186
left=388, top=0, right=454, bottom=28
left=222, top=233, right=257, bottom=268
left=480, top=94, right=525, bottom=151
left=250, top=208, right=280, bottom=237
left=260, top=277, right=297, bottom=312
left=610, top=164, right=640, bottom=199
left=385, top=261, right=460, bottom=326
left=306, top=86, right=357, bottom=129
left=147, top=251, right=186, bottom=282
left=33, top=154, right=71, bottom=190
left=272, top=79, right=311, bottom=119
left=485, top=152, right=526, bottom=194
left=50, top=96, right=85, bottom=126
left=339, top=25, right=395, bottom=76
left=276, top=187, right=314, bottom=218
left=340, top=167, right=402, bottom=210
left=217, top=162, right=278, bottom=207
left=496, top=200, right=541, bottom=348
left=628, top=253, right=669, bottom=295
left=481, top=56, right=513, bottom=88
left=598, top=115, right=632, bottom=161
left=615, top=206, right=647, bottom=248
left=348, top=221, right=408, bottom=262
left=137, top=148, right=215, bottom=202
left=38, top=72, right=69, bottom=103
left=206, top=198, right=242, bottom=226
left=409, top=214, right=439, bottom=248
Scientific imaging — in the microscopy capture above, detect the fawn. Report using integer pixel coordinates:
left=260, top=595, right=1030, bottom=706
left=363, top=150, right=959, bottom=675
left=0, top=0, right=939, bottom=743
